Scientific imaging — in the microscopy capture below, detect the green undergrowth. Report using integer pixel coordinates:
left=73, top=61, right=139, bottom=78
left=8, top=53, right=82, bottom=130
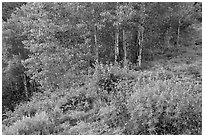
left=2, top=62, right=202, bottom=135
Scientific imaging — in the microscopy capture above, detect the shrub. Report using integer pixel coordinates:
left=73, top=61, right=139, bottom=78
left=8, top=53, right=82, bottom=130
left=57, top=93, right=95, bottom=113
left=65, top=121, right=92, bottom=135
left=125, top=79, right=202, bottom=135
left=93, top=64, right=140, bottom=104
left=3, top=64, right=201, bottom=135
left=62, top=120, right=111, bottom=135
left=3, top=111, right=54, bottom=135
left=2, top=92, right=57, bottom=127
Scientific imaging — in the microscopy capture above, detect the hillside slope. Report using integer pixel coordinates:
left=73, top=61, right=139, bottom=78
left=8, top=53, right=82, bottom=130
left=2, top=23, right=202, bottom=135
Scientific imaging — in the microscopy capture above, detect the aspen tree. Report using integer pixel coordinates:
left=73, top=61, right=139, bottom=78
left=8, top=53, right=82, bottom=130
left=138, top=3, right=145, bottom=68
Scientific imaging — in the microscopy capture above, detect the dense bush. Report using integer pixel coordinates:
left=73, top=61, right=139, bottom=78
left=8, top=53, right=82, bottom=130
left=3, top=111, right=54, bottom=135
left=2, top=64, right=202, bottom=135
left=125, top=79, right=202, bottom=135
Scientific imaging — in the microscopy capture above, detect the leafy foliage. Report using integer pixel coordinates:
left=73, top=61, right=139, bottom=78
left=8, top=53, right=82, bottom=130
left=2, top=2, right=202, bottom=135
left=126, top=79, right=202, bottom=135
left=3, top=112, right=53, bottom=135
left=3, top=62, right=202, bottom=134
left=2, top=2, right=26, bottom=21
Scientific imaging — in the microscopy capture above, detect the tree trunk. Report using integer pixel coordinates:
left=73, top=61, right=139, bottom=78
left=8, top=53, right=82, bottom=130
left=138, top=30, right=141, bottom=67
left=23, top=73, right=28, bottom=100
left=177, top=18, right=181, bottom=46
left=123, top=29, right=127, bottom=68
left=93, top=24, right=99, bottom=78
left=138, top=3, right=145, bottom=68
left=30, top=80, right=35, bottom=94
left=18, top=52, right=28, bottom=100
left=138, top=25, right=144, bottom=68
left=115, top=23, right=119, bottom=64
left=114, top=2, right=120, bottom=65
left=165, top=28, right=171, bottom=47
left=94, top=25, right=99, bottom=66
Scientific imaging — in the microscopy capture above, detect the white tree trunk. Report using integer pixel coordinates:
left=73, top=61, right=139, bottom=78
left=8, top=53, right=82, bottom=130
left=94, top=25, right=99, bottom=66
left=115, top=24, right=119, bottom=64
left=138, top=3, right=145, bottom=68
left=94, top=24, right=99, bottom=78
left=138, top=25, right=144, bottom=68
left=123, top=29, right=127, bottom=68
left=177, top=18, right=181, bottom=46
